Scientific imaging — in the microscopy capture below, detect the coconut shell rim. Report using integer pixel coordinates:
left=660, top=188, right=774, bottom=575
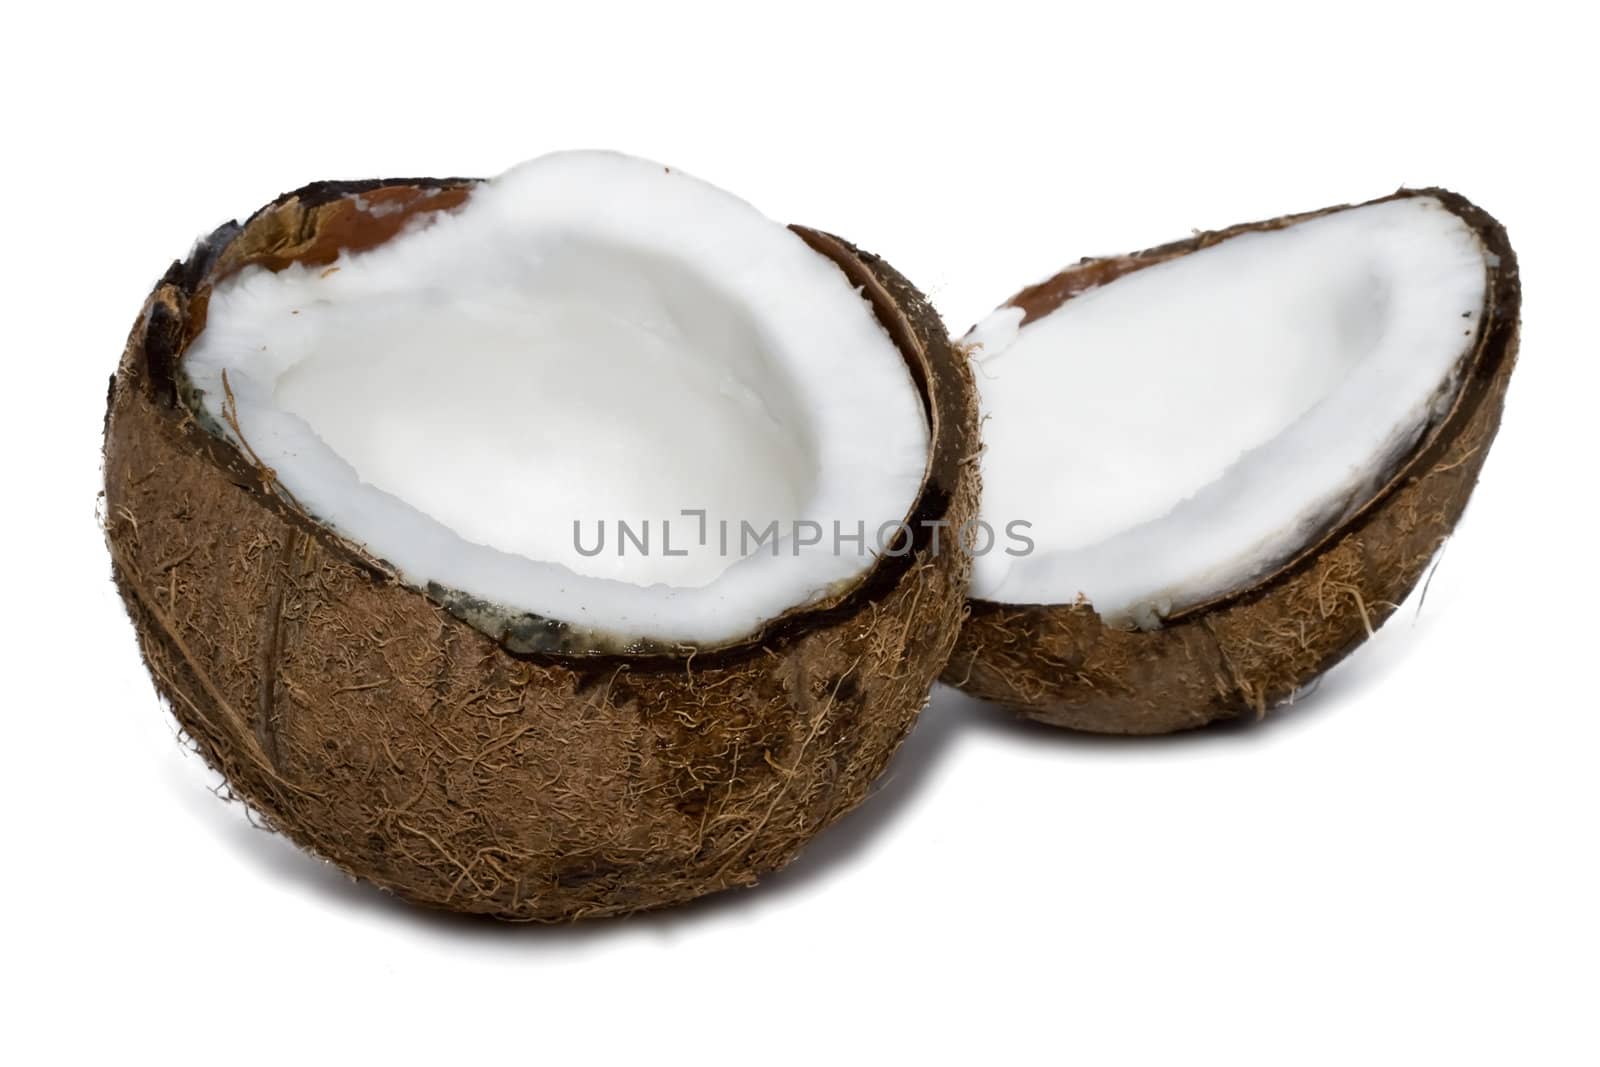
left=133, top=175, right=970, bottom=671
left=964, top=186, right=1520, bottom=628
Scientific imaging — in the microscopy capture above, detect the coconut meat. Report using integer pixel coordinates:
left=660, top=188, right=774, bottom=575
left=968, top=196, right=1489, bottom=625
left=182, top=151, right=929, bottom=647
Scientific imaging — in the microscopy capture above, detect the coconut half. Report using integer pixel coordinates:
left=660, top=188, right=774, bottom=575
left=104, top=152, right=979, bottom=919
left=944, top=190, right=1519, bottom=734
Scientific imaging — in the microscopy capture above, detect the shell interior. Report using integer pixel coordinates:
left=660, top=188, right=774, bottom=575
left=181, top=152, right=930, bottom=648
left=967, top=196, right=1490, bottom=627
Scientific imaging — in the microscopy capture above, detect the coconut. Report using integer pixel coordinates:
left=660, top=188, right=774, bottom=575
left=943, top=189, right=1519, bottom=734
left=103, top=152, right=979, bottom=919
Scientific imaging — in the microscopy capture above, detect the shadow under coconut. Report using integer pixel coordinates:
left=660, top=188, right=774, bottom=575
left=166, top=590, right=1440, bottom=945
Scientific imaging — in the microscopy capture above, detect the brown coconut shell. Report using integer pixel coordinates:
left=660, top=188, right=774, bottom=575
left=103, top=177, right=980, bottom=920
left=942, top=189, right=1519, bottom=735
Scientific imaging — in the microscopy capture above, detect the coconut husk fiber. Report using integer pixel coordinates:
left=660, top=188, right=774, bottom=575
left=942, top=189, right=1520, bottom=735
left=103, top=178, right=980, bottom=920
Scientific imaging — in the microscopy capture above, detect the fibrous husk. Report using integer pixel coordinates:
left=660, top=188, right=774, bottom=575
left=103, top=178, right=979, bottom=920
left=942, top=189, right=1519, bottom=735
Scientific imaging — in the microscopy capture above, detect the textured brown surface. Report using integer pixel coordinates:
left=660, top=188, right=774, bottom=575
left=943, top=189, right=1520, bottom=735
left=103, top=179, right=980, bottom=919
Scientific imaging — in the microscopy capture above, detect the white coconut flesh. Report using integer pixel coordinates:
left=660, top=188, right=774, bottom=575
left=182, top=151, right=929, bottom=647
left=967, top=196, right=1490, bottom=627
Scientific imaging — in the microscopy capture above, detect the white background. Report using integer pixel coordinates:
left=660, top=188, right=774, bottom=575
left=4, top=2, right=1596, bottom=1063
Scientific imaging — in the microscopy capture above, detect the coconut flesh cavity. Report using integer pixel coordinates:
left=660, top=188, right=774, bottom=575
left=967, top=196, right=1490, bottom=627
left=182, top=151, right=929, bottom=648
